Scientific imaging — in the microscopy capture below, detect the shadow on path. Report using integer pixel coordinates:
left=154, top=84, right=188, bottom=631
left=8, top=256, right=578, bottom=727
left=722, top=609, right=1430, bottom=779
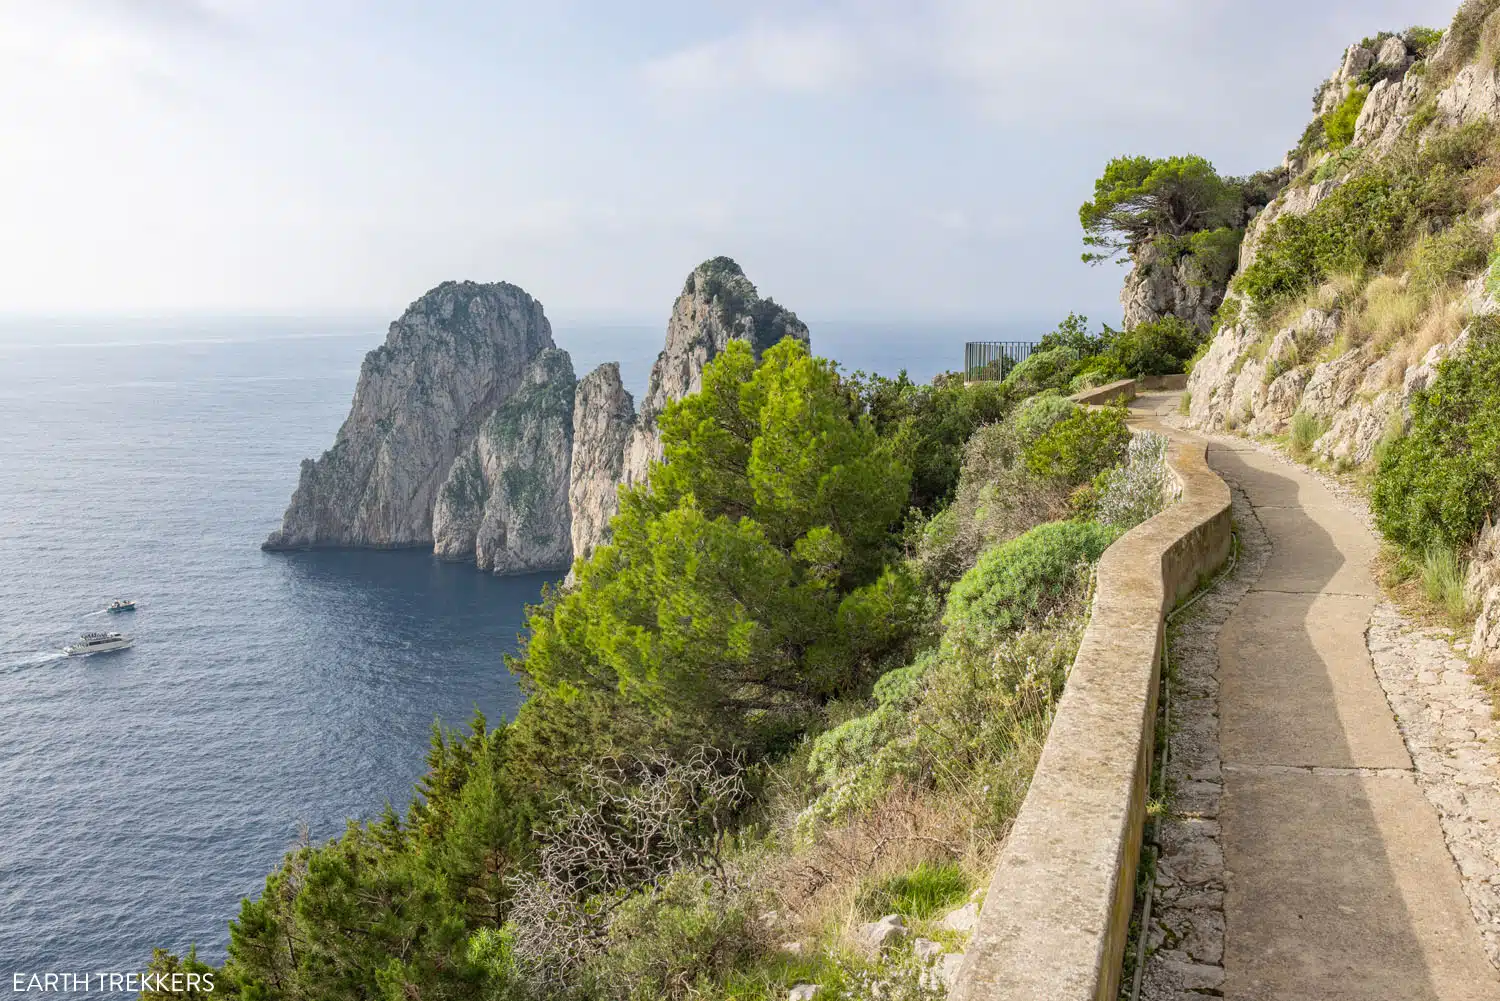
left=1207, top=444, right=1496, bottom=1001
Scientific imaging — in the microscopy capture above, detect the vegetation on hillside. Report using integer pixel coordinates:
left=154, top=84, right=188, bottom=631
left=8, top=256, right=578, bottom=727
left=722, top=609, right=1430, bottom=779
left=148, top=334, right=1166, bottom=1000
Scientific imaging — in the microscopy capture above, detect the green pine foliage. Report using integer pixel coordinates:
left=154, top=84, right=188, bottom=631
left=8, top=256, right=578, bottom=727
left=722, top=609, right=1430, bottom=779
left=153, top=332, right=1155, bottom=1000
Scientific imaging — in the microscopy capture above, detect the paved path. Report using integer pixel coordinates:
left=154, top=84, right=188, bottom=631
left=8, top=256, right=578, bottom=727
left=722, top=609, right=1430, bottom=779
left=1208, top=436, right=1499, bottom=999
left=1126, top=393, right=1500, bottom=1000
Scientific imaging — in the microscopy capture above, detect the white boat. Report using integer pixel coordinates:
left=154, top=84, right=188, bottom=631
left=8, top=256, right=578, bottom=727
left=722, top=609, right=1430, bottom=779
left=64, top=632, right=134, bottom=656
left=107, top=599, right=136, bottom=613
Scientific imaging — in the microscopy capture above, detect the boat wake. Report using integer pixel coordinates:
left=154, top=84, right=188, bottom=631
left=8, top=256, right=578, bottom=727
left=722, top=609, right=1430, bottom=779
left=1, top=650, right=67, bottom=673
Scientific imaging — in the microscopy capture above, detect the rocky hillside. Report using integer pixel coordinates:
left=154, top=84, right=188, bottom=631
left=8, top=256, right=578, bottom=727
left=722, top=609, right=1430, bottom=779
left=264, top=259, right=806, bottom=575
left=1182, top=3, right=1500, bottom=667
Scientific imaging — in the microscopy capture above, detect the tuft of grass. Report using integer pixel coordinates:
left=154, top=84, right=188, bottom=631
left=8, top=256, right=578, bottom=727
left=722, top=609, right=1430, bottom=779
left=855, top=862, right=969, bottom=921
left=1353, top=275, right=1425, bottom=352
left=1178, top=391, right=1192, bottom=416
left=1288, top=410, right=1326, bottom=459
left=1421, top=544, right=1474, bottom=624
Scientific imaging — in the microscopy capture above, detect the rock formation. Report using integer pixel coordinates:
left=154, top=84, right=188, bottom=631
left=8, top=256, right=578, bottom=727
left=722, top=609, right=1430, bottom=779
left=568, top=363, right=636, bottom=566
left=431, top=348, right=576, bottom=573
left=263, top=281, right=556, bottom=553
left=1119, top=239, right=1230, bottom=334
left=265, top=259, right=808, bottom=578
left=619, top=257, right=809, bottom=489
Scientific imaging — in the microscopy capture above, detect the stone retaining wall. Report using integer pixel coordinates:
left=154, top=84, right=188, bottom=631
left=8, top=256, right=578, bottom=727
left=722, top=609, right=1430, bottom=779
left=951, top=415, right=1231, bottom=1001
left=1071, top=379, right=1138, bottom=406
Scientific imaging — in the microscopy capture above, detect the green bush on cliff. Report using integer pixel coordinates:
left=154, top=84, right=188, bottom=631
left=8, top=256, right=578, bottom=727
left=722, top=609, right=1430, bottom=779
left=1373, top=315, right=1500, bottom=552
left=1022, top=403, right=1132, bottom=485
left=1323, top=86, right=1369, bottom=149
left=1237, top=121, right=1495, bottom=313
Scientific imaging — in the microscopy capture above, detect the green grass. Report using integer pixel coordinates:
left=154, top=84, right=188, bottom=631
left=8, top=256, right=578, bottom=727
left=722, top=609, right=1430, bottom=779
left=1421, top=544, right=1473, bottom=624
left=1178, top=391, right=1192, bottom=416
left=1288, top=410, right=1325, bottom=459
left=855, top=862, right=970, bottom=920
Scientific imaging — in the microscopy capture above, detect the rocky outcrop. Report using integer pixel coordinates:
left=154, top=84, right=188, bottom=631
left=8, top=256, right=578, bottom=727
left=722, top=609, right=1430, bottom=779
left=264, top=281, right=555, bottom=552
left=568, top=363, right=636, bottom=565
left=431, top=348, right=576, bottom=573
left=618, top=257, right=809, bottom=489
left=1120, top=239, right=1226, bottom=334
left=266, top=260, right=808, bottom=576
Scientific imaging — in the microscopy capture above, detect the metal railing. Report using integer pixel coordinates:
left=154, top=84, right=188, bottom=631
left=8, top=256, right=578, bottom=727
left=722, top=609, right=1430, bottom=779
left=964, top=341, right=1037, bottom=382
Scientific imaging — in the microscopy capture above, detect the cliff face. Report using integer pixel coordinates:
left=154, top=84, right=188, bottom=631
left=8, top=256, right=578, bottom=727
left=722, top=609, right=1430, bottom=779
left=619, top=257, right=810, bottom=489
left=265, top=259, right=808, bottom=578
left=1120, top=239, right=1229, bottom=334
left=432, top=348, right=576, bottom=573
left=263, top=281, right=555, bottom=553
left=568, top=363, right=635, bottom=566
left=1186, top=28, right=1470, bottom=448
left=1182, top=12, right=1500, bottom=663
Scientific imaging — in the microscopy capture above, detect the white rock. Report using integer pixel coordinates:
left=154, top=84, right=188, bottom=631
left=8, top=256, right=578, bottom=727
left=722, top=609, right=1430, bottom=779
left=788, top=984, right=819, bottom=1001
left=942, top=901, right=980, bottom=933
left=912, top=938, right=943, bottom=963
left=858, top=913, right=907, bottom=951
left=937, top=953, right=966, bottom=989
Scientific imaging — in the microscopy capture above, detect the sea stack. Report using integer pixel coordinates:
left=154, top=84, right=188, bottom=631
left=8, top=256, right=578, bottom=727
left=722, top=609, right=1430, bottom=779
left=262, top=280, right=567, bottom=572
left=566, top=257, right=810, bottom=563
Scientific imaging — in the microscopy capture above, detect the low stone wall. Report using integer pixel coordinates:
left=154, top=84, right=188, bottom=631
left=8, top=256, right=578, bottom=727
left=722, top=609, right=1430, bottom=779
left=1138, top=373, right=1188, bottom=391
left=1071, top=379, right=1138, bottom=406
left=951, top=419, right=1231, bottom=1001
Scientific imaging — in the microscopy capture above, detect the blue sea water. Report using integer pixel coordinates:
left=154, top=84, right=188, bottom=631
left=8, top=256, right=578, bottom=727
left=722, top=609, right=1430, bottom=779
left=0, top=314, right=1040, bottom=995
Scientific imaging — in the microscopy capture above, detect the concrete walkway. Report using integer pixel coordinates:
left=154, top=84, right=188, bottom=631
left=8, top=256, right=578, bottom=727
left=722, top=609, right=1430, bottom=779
left=1207, top=437, right=1500, bottom=1000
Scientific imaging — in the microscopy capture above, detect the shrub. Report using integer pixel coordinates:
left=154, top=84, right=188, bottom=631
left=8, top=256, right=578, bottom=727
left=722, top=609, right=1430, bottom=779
left=1023, top=404, right=1132, bottom=484
left=1004, top=346, right=1080, bottom=396
left=1289, top=410, right=1326, bottom=459
left=1237, top=122, right=1496, bottom=313
left=1324, top=87, right=1369, bottom=149
left=1410, top=219, right=1490, bottom=301
left=1182, top=227, right=1245, bottom=288
left=856, top=862, right=969, bottom=920
left=1105, top=316, right=1204, bottom=376
left=1407, top=26, right=1445, bottom=56
left=1373, top=316, right=1500, bottom=550
left=1095, top=431, right=1170, bottom=530
left=803, top=615, right=1085, bottom=828
left=944, top=521, right=1118, bottom=638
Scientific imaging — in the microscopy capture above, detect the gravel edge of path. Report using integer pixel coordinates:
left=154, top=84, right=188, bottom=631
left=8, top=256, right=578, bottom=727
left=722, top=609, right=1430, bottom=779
left=1166, top=421, right=1500, bottom=972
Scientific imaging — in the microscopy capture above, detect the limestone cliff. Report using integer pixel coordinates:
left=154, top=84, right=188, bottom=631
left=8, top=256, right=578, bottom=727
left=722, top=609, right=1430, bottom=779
left=263, top=281, right=555, bottom=553
left=1120, top=238, right=1235, bottom=334
left=432, top=348, right=576, bottom=573
left=619, top=257, right=810, bottom=490
left=266, top=259, right=807, bottom=577
left=568, top=363, right=635, bottom=565
left=1182, top=8, right=1500, bottom=664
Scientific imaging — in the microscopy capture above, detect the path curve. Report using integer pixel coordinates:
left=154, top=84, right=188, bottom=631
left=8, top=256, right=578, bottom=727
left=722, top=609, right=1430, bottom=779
left=1134, top=392, right=1500, bottom=1000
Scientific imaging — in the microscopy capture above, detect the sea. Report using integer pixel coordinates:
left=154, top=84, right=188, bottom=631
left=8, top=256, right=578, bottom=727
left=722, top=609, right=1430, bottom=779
left=0, top=314, right=1042, bottom=995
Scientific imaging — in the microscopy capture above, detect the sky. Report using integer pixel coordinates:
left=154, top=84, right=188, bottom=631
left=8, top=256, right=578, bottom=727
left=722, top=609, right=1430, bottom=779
left=0, top=0, right=1464, bottom=325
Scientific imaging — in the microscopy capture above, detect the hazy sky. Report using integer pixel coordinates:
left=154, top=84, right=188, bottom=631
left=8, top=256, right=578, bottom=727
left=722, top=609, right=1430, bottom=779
left=0, top=0, right=1461, bottom=323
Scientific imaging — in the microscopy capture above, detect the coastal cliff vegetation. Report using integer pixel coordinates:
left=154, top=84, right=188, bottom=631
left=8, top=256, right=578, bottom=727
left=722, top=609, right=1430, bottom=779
left=149, top=318, right=1168, bottom=999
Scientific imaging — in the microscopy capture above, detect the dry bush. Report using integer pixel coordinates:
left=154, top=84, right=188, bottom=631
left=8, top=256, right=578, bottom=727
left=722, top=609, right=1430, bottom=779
left=1352, top=275, right=1425, bottom=352
left=757, top=782, right=990, bottom=947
